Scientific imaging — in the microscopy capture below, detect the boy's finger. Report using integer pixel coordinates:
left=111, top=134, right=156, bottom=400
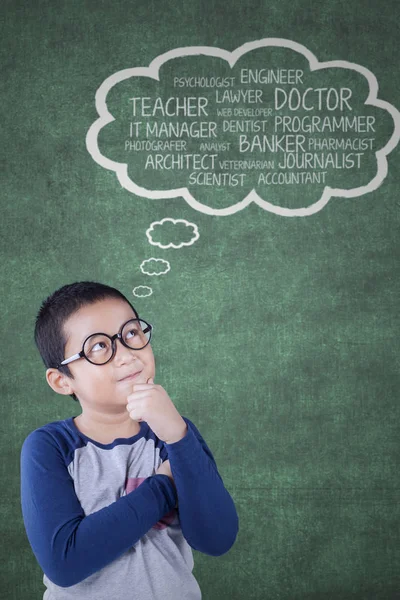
left=131, top=383, right=155, bottom=391
left=126, top=390, right=152, bottom=403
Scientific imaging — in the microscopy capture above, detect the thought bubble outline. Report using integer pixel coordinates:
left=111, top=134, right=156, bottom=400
left=132, top=285, right=153, bottom=298
left=140, top=258, right=171, bottom=276
left=146, top=217, right=199, bottom=248
left=86, top=38, right=400, bottom=217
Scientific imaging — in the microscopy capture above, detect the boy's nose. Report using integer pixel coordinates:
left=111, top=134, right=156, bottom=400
left=113, top=338, right=139, bottom=365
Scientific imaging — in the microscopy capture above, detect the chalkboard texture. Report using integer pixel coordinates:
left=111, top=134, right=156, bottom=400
left=1, top=1, right=399, bottom=599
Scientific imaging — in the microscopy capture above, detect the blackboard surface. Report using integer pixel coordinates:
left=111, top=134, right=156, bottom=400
left=1, top=1, right=399, bottom=599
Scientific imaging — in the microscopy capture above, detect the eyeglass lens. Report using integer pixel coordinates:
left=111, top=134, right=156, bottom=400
left=83, top=319, right=151, bottom=365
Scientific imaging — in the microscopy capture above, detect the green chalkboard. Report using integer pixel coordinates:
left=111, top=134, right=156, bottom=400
left=2, top=1, right=400, bottom=598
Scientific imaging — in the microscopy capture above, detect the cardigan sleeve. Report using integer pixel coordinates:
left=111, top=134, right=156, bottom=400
left=164, top=416, right=239, bottom=556
left=20, top=430, right=177, bottom=588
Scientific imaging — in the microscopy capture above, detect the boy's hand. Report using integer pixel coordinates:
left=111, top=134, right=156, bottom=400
left=156, top=460, right=178, bottom=508
left=155, top=459, right=174, bottom=482
left=126, top=377, right=188, bottom=444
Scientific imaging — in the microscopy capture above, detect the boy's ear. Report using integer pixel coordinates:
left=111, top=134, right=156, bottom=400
left=46, top=368, right=75, bottom=396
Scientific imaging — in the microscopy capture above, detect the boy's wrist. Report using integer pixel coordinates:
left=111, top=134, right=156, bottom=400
left=164, top=421, right=188, bottom=445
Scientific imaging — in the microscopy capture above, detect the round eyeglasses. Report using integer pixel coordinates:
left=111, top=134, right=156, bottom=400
left=56, top=318, right=153, bottom=368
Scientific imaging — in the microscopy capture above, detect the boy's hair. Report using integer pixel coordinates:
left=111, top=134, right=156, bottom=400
left=34, top=281, right=139, bottom=402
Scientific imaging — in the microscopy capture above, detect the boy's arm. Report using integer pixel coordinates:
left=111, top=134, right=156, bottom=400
left=165, top=416, right=239, bottom=556
left=20, top=430, right=177, bottom=588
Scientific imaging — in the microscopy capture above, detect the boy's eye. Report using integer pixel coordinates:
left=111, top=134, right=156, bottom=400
left=91, top=341, right=108, bottom=352
left=83, top=335, right=112, bottom=359
left=88, top=340, right=109, bottom=354
left=125, top=328, right=137, bottom=339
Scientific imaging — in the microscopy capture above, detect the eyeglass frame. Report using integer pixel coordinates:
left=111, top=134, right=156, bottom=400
left=55, top=317, right=154, bottom=369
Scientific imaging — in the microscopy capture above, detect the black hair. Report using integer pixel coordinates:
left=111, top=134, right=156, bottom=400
left=34, top=281, right=139, bottom=402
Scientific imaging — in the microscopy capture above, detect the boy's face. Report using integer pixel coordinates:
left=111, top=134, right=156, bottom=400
left=51, top=297, right=155, bottom=408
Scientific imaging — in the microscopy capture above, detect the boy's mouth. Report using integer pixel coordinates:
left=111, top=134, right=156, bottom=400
left=118, top=370, right=142, bottom=382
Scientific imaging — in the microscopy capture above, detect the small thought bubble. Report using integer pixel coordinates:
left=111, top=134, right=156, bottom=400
left=146, top=217, right=199, bottom=248
left=140, top=258, right=170, bottom=276
left=132, top=285, right=153, bottom=298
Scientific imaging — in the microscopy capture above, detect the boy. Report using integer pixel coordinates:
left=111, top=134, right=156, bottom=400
left=20, top=281, right=239, bottom=600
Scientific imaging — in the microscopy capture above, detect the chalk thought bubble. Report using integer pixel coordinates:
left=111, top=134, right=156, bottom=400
left=140, top=258, right=170, bottom=276
left=146, top=218, right=199, bottom=248
left=132, top=285, right=152, bottom=298
left=86, top=38, right=400, bottom=217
